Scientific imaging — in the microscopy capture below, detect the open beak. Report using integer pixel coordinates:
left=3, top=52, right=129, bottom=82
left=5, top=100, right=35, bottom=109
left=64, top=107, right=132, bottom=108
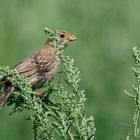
left=68, top=34, right=77, bottom=42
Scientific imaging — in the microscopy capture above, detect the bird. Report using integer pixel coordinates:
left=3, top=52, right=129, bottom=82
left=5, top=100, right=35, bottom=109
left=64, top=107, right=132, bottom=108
left=0, top=30, right=76, bottom=107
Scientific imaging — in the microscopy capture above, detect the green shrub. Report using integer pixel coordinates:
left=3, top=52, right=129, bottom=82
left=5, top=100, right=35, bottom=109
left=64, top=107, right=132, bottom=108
left=0, top=28, right=96, bottom=140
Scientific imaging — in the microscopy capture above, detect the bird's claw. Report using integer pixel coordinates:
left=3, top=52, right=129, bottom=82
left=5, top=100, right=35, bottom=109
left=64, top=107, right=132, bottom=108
left=32, top=91, right=44, bottom=98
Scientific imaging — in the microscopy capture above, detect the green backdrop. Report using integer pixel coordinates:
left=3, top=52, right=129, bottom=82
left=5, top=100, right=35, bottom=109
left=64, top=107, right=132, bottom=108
left=0, top=0, right=140, bottom=139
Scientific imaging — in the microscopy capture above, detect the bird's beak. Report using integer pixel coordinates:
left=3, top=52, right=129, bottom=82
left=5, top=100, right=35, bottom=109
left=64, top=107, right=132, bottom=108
left=68, top=34, right=77, bottom=42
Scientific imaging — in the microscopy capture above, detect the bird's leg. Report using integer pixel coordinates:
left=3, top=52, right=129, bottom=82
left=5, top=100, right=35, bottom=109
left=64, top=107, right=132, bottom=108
left=58, top=70, right=65, bottom=74
left=58, top=69, right=65, bottom=84
left=32, top=91, right=44, bottom=98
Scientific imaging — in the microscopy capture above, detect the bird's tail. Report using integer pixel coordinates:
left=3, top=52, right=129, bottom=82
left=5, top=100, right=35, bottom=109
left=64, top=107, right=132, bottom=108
left=0, top=86, right=14, bottom=107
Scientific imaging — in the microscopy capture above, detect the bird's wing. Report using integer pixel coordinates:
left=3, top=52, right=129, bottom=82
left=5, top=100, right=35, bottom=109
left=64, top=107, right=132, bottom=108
left=15, top=47, right=58, bottom=78
left=15, top=56, right=37, bottom=77
left=33, top=49, right=58, bottom=73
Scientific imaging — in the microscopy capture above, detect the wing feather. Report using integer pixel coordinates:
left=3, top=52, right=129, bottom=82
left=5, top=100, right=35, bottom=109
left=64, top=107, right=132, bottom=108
left=14, top=46, right=59, bottom=87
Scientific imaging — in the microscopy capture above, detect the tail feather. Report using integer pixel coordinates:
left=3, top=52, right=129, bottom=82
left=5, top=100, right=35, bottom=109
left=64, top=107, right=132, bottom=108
left=0, top=86, right=14, bottom=107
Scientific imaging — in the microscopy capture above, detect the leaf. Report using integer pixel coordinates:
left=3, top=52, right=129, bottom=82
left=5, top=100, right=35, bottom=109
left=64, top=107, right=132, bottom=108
left=124, top=90, right=136, bottom=98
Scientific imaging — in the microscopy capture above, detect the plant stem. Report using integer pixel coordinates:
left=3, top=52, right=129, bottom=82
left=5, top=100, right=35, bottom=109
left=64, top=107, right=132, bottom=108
left=134, top=109, right=139, bottom=139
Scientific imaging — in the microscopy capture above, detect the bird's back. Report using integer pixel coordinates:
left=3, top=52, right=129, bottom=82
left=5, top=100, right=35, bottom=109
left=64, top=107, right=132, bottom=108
left=15, top=44, right=60, bottom=88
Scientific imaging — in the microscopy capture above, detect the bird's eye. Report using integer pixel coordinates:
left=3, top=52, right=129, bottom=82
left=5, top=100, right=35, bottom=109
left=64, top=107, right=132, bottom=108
left=60, top=34, right=65, bottom=38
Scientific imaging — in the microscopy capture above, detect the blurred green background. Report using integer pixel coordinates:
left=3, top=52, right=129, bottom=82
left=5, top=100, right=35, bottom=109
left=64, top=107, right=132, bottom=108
left=0, top=0, right=140, bottom=139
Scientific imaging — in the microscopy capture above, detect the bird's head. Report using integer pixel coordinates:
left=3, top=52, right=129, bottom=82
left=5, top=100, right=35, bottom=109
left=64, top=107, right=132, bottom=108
left=57, top=31, right=77, bottom=43
left=45, top=28, right=76, bottom=49
left=54, top=31, right=77, bottom=49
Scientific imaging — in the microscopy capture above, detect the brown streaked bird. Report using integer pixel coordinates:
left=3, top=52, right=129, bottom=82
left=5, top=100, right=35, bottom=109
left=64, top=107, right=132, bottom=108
left=0, top=30, right=76, bottom=107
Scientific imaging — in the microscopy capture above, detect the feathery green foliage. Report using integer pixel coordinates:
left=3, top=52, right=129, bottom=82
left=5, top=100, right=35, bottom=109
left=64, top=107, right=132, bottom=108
left=0, top=28, right=96, bottom=140
left=125, top=47, right=140, bottom=140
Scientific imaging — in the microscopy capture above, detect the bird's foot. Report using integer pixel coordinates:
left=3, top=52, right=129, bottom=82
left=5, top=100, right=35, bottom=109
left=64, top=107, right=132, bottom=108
left=32, top=91, right=44, bottom=98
